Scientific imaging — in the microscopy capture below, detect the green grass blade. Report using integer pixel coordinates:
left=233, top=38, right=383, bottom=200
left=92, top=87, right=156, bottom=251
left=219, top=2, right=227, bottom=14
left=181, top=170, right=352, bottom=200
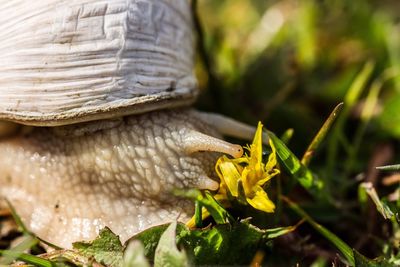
left=282, top=196, right=355, bottom=266
left=0, top=235, right=55, bottom=267
left=5, top=199, right=30, bottom=234
left=264, top=219, right=304, bottom=239
left=5, top=199, right=62, bottom=250
left=344, top=61, right=375, bottom=105
left=0, top=235, right=38, bottom=265
left=268, top=131, right=323, bottom=195
left=280, top=128, right=294, bottom=144
left=302, top=103, right=343, bottom=166
left=360, top=182, right=394, bottom=220
left=327, top=61, right=374, bottom=178
left=35, top=237, right=63, bottom=251
left=202, top=191, right=234, bottom=224
left=345, top=68, right=399, bottom=176
left=194, top=200, right=203, bottom=228
left=0, top=250, right=54, bottom=267
left=376, top=164, right=400, bottom=171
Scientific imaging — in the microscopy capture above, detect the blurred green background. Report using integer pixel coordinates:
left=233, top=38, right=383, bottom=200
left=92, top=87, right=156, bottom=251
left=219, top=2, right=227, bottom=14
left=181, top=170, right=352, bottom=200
left=194, top=0, right=400, bottom=265
left=195, top=0, right=400, bottom=172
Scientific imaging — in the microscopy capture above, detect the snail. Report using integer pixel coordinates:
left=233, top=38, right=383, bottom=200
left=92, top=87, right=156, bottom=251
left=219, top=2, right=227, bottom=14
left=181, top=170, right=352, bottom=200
left=0, top=0, right=256, bottom=248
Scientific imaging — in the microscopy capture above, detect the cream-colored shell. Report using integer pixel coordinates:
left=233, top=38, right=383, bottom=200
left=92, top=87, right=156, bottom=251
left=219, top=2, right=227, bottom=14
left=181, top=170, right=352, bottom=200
left=0, top=0, right=197, bottom=126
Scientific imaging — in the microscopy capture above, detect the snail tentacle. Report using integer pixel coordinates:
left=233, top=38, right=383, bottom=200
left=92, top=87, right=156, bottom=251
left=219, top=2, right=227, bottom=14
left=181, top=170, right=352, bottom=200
left=182, top=129, right=243, bottom=158
left=195, top=111, right=270, bottom=144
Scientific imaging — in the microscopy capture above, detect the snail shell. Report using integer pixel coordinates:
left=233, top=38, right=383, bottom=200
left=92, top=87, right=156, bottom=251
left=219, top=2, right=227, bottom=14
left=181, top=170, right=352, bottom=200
left=0, top=0, right=196, bottom=126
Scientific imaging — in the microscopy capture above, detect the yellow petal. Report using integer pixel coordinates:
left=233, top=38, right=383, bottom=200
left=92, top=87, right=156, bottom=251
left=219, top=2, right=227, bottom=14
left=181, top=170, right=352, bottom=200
left=246, top=188, right=275, bottom=213
left=240, top=167, right=252, bottom=195
left=265, top=138, right=279, bottom=171
left=255, top=170, right=279, bottom=188
left=216, top=159, right=241, bottom=197
left=248, top=122, right=263, bottom=169
left=241, top=168, right=261, bottom=194
left=254, top=137, right=280, bottom=187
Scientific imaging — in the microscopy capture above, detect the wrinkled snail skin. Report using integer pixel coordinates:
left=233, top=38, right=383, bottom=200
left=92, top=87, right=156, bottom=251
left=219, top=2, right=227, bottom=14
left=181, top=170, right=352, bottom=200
left=0, top=108, right=243, bottom=248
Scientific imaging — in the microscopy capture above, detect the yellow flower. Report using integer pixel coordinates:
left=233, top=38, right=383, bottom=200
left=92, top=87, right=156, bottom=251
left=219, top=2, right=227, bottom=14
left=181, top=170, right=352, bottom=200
left=215, top=122, right=279, bottom=213
left=186, top=122, right=280, bottom=228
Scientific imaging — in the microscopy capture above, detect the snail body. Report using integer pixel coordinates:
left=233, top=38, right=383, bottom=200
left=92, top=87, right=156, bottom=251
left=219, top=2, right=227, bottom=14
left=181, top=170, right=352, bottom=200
left=0, top=0, right=251, bottom=248
left=1, top=109, right=245, bottom=247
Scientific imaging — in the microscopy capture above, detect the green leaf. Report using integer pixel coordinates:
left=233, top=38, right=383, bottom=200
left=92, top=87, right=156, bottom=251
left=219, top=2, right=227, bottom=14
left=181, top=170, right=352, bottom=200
left=123, top=240, right=150, bottom=267
left=185, top=220, right=300, bottom=265
left=202, top=191, right=234, bottom=224
left=133, top=220, right=300, bottom=266
left=268, top=131, right=323, bottom=195
left=154, top=222, right=190, bottom=267
left=353, top=250, right=392, bottom=267
left=127, top=224, right=170, bottom=261
left=175, top=189, right=234, bottom=224
left=73, top=227, right=124, bottom=267
left=183, top=221, right=264, bottom=265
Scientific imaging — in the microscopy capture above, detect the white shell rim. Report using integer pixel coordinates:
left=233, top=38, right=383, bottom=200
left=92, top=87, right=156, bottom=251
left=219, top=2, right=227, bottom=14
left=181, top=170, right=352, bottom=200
left=0, top=89, right=198, bottom=126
